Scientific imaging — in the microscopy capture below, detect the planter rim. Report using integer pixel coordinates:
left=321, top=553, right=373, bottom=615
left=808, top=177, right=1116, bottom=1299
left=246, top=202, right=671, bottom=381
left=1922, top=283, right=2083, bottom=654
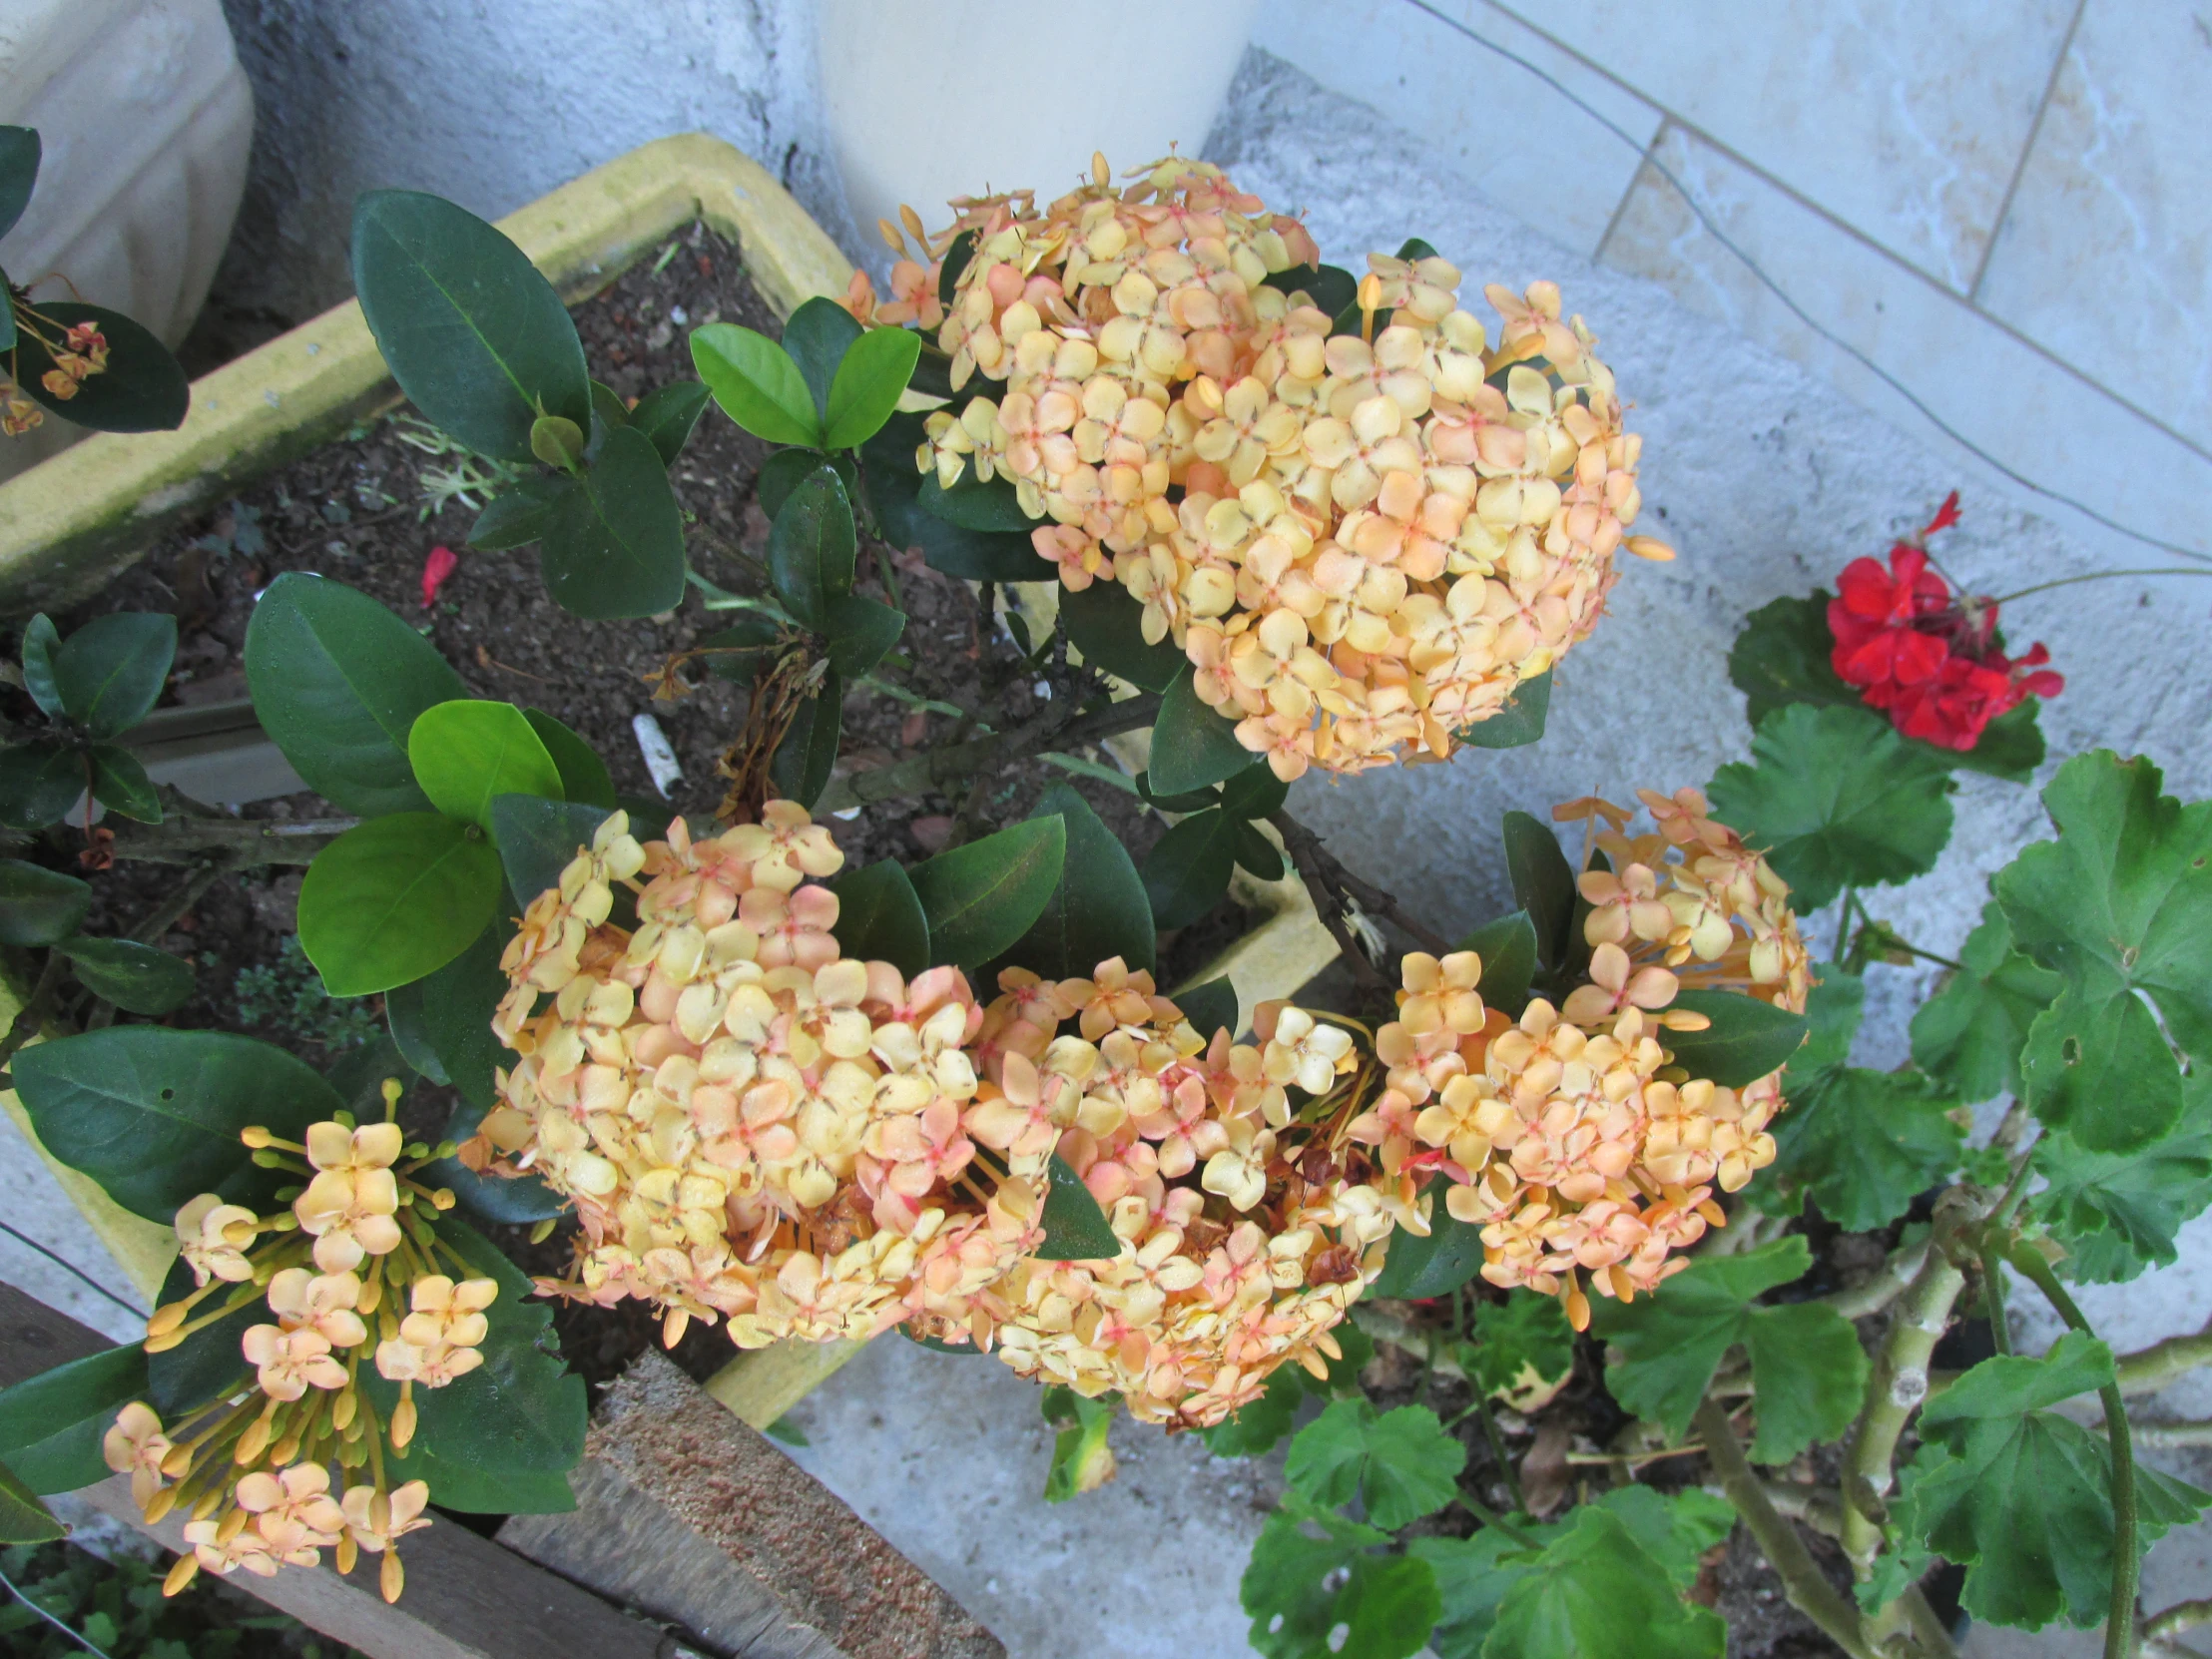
left=0, top=132, right=855, bottom=616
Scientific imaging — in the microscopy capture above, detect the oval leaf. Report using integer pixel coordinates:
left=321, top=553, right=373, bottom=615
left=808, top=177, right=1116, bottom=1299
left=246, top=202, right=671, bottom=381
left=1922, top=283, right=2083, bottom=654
left=487, top=795, right=620, bottom=911
left=825, top=593, right=906, bottom=678
left=825, top=326, right=922, bottom=450
left=1142, top=809, right=1238, bottom=930
left=385, top=976, right=450, bottom=1083
left=918, top=465, right=1039, bottom=533
left=1370, top=1211, right=1487, bottom=1299
left=691, top=322, right=820, bottom=447
left=408, top=699, right=563, bottom=830
left=245, top=573, right=467, bottom=817
left=51, top=612, right=176, bottom=739
left=89, top=745, right=161, bottom=823
left=909, top=816, right=1068, bottom=968
left=352, top=190, right=589, bottom=462
left=425, top=1098, right=567, bottom=1224
left=539, top=425, right=689, bottom=619
left=18, top=614, right=64, bottom=720
left=297, top=814, right=504, bottom=995
left=1663, top=988, right=1810, bottom=1087
left=13, top=1028, right=345, bottom=1222
left=53, top=936, right=196, bottom=1015
left=629, top=379, right=712, bottom=467
left=1456, top=909, right=1539, bottom=1018
left=769, top=672, right=842, bottom=810
left=469, top=476, right=569, bottom=550
left=860, top=413, right=1043, bottom=582
left=0, top=742, right=88, bottom=832
left=781, top=296, right=863, bottom=422
left=1172, top=976, right=1241, bottom=1043
left=1036, top=1154, right=1121, bottom=1260
left=991, top=785, right=1156, bottom=980
left=1059, top=580, right=1185, bottom=693
left=828, top=860, right=931, bottom=980
left=0, top=1344, right=147, bottom=1496
left=1459, top=669, right=1550, bottom=750
left=16, top=302, right=188, bottom=432
left=769, top=466, right=858, bottom=631
left=416, top=923, right=518, bottom=1111
left=518, top=708, right=615, bottom=809
left=0, top=858, right=90, bottom=945
left=0, top=126, right=38, bottom=242
left=1149, top=668, right=1255, bottom=795
left=1503, top=811, right=1578, bottom=975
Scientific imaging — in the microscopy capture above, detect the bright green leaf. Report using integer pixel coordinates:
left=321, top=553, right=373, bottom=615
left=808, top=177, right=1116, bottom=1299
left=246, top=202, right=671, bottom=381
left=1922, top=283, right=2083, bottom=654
left=539, top=426, right=689, bottom=619
left=0, top=1343, right=146, bottom=1495
left=246, top=573, right=466, bottom=816
left=521, top=709, right=615, bottom=808
left=53, top=937, right=197, bottom=1016
left=1041, top=1386, right=1117, bottom=1502
left=1486, top=1506, right=1725, bottom=1659
left=1996, top=751, right=2212, bottom=1152
left=768, top=670, right=841, bottom=809
left=13, top=1028, right=344, bottom=1222
left=408, top=700, right=562, bottom=830
left=297, top=813, right=503, bottom=995
left=50, top=612, right=175, bottom=739
left=825, top=592, right=905, bottom=677
left=1150, top=668, right=1254, bottom=795
left=1037, top=1154, right=1120, bottom=1260
left=691, top=321, right=821, bottom=447
left=825, top=326, right=922, bottom=450
left=1463, top=1294, right=1575, bottom=1400
left=1058, top=580, right=1184, bottom=693
left=352, top=191, right=588, bottom=461
left=1245, top=1500, right=1440, bottom=1659
left=14, top=302, right=188, bottom=433
left=993, top=785, right=1155, bottom=979
left=1909, top=902, right=2057, bottom=1102
left=0, top=741, right=86, bottom=831
left=0, top=859, right=90, bottom=945
left=828, top=861, right=931, bottom=980
left=909, top=816, right=1067, bottom=968
left=1141, top=808, right=1238, bottom=930
left=768, top=466, right=858, bottom=631
left=1707, top=703, right=1955, bottom=910
left=1661, top=988, right=1809, bottom=1088
left=1285, top=1398, right=1465, bottom=1530
left=1459, top=671, right=1550, bottom=750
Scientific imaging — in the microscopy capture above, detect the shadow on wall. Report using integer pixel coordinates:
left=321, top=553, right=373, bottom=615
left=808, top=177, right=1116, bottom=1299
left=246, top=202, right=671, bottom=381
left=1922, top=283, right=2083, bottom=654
left=196, top=0, right=859, bottom=363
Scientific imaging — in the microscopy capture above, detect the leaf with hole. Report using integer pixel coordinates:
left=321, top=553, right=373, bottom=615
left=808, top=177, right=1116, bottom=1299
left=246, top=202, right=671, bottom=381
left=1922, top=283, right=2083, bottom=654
left=2031, top=1077, right=2212, bottom=1285
left=351, top=191, right=588, bottom=460
left=53, top=937, right=197, bottom=1016
left=15, top=302, right=189, bottom=432
left=909, top=816, right=1067, bottom=968
left=0, top=858, right=90, bottom=945
left=49, top=611, right=175, bottom=739
left=245, top=573, right=467, bottom=816
left=828, top=860, right=930, bottom=980
left=13, top=1027, right=344, bottom=1223
left=409, top=699, right=562, bottom=830
left=691, top=321, right=820, bottom=447
left=1244, top=1499, right=1440, bottom=1659
left=297, top=813, right=503, bottom=995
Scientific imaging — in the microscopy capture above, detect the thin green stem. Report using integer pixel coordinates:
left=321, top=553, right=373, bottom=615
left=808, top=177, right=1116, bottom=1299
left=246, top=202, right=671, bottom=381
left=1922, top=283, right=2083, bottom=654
left=2005, top=1243, right=2137, bottom=1659
left=1473, top=1396, right=1524, bottom=1510
left=0, top=1556, right=119, bottom=1659
left=1987, top=569, right=2212, bottom=606
left=1834, top=887, right=1859, bottom=963
left=1982, top=1244, right=2012, bottom=1356
left=1452, top=1492, right=1540, bottom=1551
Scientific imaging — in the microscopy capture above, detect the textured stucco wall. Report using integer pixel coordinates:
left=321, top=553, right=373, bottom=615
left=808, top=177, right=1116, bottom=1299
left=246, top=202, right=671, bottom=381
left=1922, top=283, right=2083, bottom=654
left=209, top=0, right=855, bottom=325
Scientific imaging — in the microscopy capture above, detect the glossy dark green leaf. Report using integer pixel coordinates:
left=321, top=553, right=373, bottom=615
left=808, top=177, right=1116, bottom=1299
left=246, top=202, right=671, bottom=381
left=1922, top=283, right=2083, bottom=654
left=246, top=573, right=466, bottom=816
left=1456, top=910, right=1538, bottom=1017
left=1220, top=761, right=1291, bottom=822
left=538, top=425, right=689, bottom=619
left=417, top=922, right=516, bottom=1111
left=1370, top=1209, right=1486, bottom=1300
left=50, top=611, right=175, bottom=739
left=781, top=295, right=864, bottom=422
left=18, top=614, right=64, bottom=721
left=0, top=859, right=89, bottom=945
left=695, top=613, right=791, bottom=684
left=385, top=976, right=449, bottom=1082
left=1997, top=751, right=2212, bottom=1152
left=769, top=671, right=841, bottom=809
left=1708, top=703, right=1955, bottom=911
left=1135, top=771, right=1220, bottom=814
left=54, top=936, right=196, bottom=1015
left=1057, top=579, right=1184, bottom=692
left=522, top=708, right=615, bottom=808
left=1909, top=901, right=2059, bottom=1101
left=1459, top=671, right=1550, bottom=749
left=993, top=785, right=1155, bottom=980
left=0, top=126, right=37, bottom=242
left=296, top=813, right=503, bottom=995
left=488, top=795, right=621, bottom=912
left=918, top=465, right=1038, bottom=533
left=628, top=379, right=712, bottom=466
left=586, top=378, right=629, bottom=453
left=1662, top=988, right=1809, bottom=1087
left=0, top=1343, right=146, bottom=1496
left=88, top=745, right=160, bottom=823
left=15, top=302, right=189, bottom=432
left=1233, top=820, right=1285, bottom=881
left=910, top=816, right=1067, bottom=968
left=828, top=860, right=930, bottom=979
left=938, top=231, right=977, bottom=305
left=1503, top=812, right=1579, bottom=974
left=351, top=190, right=588, bottom=461
left=1287, top=1398, right=1464, bottom=1530
left=368, top=1216, right=584, bottom=1513
left=1150, top=668, right=1254, bottom=795
left=860, top=412, right=1042, bottom=581
left=758, top=446, right=830, bottom=521
left=691, top=321, right=820, bottom=447
left=468, top=476, right=569, bottom=550
left=768, top=466, right=858, bottom=631
left=425, top=1096, right=566, bottom=1223
left=1037, top=1153, right=1121, bottom=1260
left=1244, top=1500, right=1439, bottom=1659
left=826, top=592, right=906, bottom=677
left=0, top=1459, right=63, bottom=1542
left=825, top=325, right=922, bottom=450
left=0, top=740, right=87, bottom=831
left=13, top=1027, right=344, bottom=1222
left=1141, top=808, right=1238, bottom=930
left=1172, top=976, right=1241, bottom=1042
left=1263, top=263, right=1359, bottom=316
left=408, top=699, right=562, bottom=830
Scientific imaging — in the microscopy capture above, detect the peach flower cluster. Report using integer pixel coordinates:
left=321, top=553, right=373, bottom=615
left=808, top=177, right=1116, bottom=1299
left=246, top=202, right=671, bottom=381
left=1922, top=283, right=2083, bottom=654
left=1354, top=789, right=1809, bottom=1329
left=852, top=154, right=1672, bottom=781
left=119, top=1100, right=492, bottom=1604
left=487, top=805, right=1401, bottom=1429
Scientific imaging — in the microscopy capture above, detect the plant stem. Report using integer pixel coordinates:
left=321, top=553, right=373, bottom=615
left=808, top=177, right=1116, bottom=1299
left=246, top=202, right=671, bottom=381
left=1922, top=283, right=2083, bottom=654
left=1268, top=812, right=1392, bottom=994
left=1452, top=1491, right=1541, bottom=1550
left=2116, top=1317, right=2212, bottom=1396
left=1835, top=886, right=1858, bottom=963
left=2130, top=1420, right=2212, bottom=1449
left=1473, top=1396, right=1525, bottom=1508
left=2005, top=1243, right=2138, bottom=1659
left=813, top=693, right=1159, bottom=815
left=107, top=815, right=358, bottom=867
left=1982, top=1240, right=2012, bottom=1355
left=1987, top=568, right=2212, bottom=606
left=1693, top=1396, right=1886, bottom=1659
left=2143, top=1598, right=2212, bottom=1655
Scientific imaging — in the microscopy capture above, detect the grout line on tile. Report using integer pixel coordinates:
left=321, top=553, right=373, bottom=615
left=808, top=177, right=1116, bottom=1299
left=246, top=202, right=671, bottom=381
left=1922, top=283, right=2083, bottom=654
left=1968, top=0, right=2087, bottom=303
left=1408, top=0, right=2212, bottom=472
left=1592, top=116, right=1662, bottom=264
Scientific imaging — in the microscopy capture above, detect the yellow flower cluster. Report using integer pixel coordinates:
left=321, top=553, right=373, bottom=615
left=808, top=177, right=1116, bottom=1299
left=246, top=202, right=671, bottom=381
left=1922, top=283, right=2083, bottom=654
left=1354, top=788, right=1809, bottom=1329
left=117, top=1097, right=492, bottom=1604
left=855, top=155, right=1672, bottom=781
left=487, top=806, right=1401, bottom=1428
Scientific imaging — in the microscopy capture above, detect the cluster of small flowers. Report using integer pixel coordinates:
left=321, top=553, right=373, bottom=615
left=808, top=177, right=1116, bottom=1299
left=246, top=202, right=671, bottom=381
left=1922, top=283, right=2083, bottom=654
left=1351, top=789, right=1809, bottom=1330
left=0, top=314, right=108, bottom=434
left=1828, top=492, right=2063, bottom=752
left=109, top=1100, right=493, bottom=1603
left=846, top=155, right=1671, bottom=782
left=486, top=805, right=1398, bottom=1428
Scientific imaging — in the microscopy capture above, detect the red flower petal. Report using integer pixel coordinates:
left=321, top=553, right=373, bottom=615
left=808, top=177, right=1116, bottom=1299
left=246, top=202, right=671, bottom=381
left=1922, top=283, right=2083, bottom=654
left=1920, top=490, right=1962, bottom=539
left=421, top=545, right=459, bottom=609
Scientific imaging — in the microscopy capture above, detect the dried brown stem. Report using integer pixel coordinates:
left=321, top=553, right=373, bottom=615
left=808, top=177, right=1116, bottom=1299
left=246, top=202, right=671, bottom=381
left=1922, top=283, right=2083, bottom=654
left=1269, top=810, right=1452, bottom=962
left=813, top=693, right=1160, bottom=816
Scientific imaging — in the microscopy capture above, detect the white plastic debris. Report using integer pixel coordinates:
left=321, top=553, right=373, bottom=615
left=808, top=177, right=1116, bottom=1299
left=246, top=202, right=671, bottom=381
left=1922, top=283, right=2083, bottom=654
left=631, top=713, right=683, bottom=798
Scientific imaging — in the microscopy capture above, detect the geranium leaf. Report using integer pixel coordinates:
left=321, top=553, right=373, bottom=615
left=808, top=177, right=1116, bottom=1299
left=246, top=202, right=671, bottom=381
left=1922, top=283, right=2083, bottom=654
left=1768, top=1065, right=1963, bottom=1231
left=2031, top=1075, right=2212, bottom=1283
left=1996, top=751, right=2212, bottom=1152
left=296, top=813, right=504, bottom=995
left=1707, top=703, right=1955, bottom=910
left=1485, top=1506, right=1725, bottom=1659
left=1462, top=1293, right=1575, bottom=1401
left=1244, top=1501, right=1439, bottom=1659
left=1284, top=1398, right=1464, bottom=1530
left=1909, top=901, right=2058, bottom=1101
left=909, top=816, right=1067, bottom=968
